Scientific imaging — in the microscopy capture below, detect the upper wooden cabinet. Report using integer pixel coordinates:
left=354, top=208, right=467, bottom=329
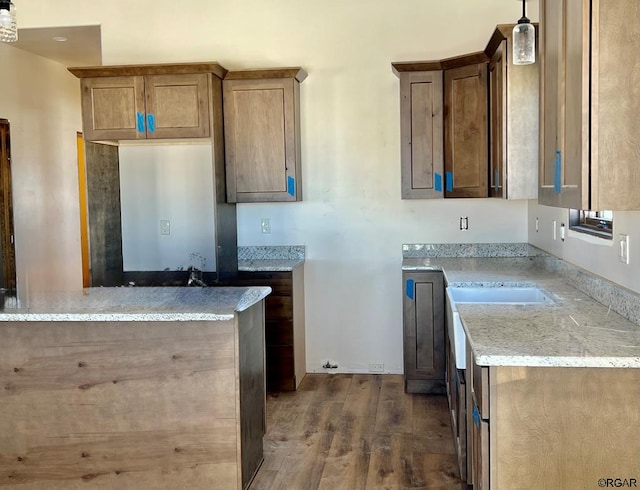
left=393, top=54, right=489, bottom=199
left=397, top=70, right=444, bottom=199
left=68, top=63, right=227, bottom=141
left=539, top=0, right=640, bottom=210
left=223, top=68, right=306, bottom=203
left=485, top=25, right=539, bottom=200
left=444, top=63, right=488, bottom=198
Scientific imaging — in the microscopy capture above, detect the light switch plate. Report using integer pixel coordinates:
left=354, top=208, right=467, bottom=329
left=619, top=234, right=629, bottom=264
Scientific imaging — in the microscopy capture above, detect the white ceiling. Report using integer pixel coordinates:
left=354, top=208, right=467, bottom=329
left=10, top=25, right=102, bottom=67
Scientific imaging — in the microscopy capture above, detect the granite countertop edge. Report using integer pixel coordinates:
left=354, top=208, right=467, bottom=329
left=0, top=286, right=272, bottom=322
left=238, top=258, right=305, bottom=272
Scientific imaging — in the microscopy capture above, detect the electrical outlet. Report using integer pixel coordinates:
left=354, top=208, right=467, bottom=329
left=261, top=218, right=271, bottom=234
left=159, top=219, right=170, bottom=235
left=369, top=362, right=384, bottom=373
left=459, top=216, right=469, bottom=231
left=619, top=234, right=630, bottom=264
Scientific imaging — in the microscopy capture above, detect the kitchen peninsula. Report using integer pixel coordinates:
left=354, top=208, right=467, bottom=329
left=0, top=286, right=270, bottom=489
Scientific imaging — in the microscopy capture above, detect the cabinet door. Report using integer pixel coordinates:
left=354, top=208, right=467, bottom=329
left=539, top=0, right=589, bottom=209
left=403, top=271, right=445, bottom=393
left=471, top=402, right=490, bottom=490
left=489, top=46, right=506, bottom=198
left=444, top=64, right=488, bottom=198
left=400, top=71, right=444, bottom=199
left=80, top=76, right=146, bottom=141
left=145, top=74, right=210, bottom=139
left=592, top=0, right=640, bottom=210
left=224, top=78, right=301, bottom=202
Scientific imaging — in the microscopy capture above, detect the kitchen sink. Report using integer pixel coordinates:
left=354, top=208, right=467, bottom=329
left=447, top=287, right=553, bottom=305
left=446, top=287, right=553, bottom=369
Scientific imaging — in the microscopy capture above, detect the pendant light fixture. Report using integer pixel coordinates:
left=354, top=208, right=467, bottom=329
left=0, top=0, right=17, bottom=43
left=513, top=0, right=535, bottom=65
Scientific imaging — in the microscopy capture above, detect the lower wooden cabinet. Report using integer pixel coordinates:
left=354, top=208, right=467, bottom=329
left=234, top=267, right=305, bottom=392
left=466, top=341, right=640, bottom=489
left=445, top=328, right=469, bottom=483
left=467, top=346, right=490, bottom=490
left=402, top=271, right=445, bottom=394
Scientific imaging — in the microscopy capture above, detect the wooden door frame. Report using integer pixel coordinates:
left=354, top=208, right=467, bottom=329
left=0, top=119, right=17, bottom=296
left=77, top=133, right=91, bottom=288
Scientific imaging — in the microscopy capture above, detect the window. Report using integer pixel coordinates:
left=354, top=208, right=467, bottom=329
left=569, top=209, right=613, bottom=240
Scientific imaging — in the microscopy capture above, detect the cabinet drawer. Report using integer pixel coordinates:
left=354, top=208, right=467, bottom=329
left=266, top=345, right=295, bottom=391
left=471, top=354, right=490, bottom=420
left=265, top=319, right=294, bottom=346
left=471, top=404, right=490, bottom=490
left=265, top=296, right=293, bottom=320
left=235, top=272, right=293, bottom=296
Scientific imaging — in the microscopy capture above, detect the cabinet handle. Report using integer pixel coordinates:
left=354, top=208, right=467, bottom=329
left=136, top=112, right=145, bottom=133
left=446, top=171, right=454, bottom=192
left=554, top=150, right=562, bottom=194
left=405, top=278, right=415, bottom=300
left=147, top=113, right=156, bottom=134
left=494, top=169, right=499, bottom=192
left=473, top=404, right=481, bottom=429
left=287, top=176, right=295, bottom=197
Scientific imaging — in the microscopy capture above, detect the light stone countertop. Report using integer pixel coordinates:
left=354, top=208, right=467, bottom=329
left=0, top=286, right=272, bottom=322
left=403, top=256, right=640, bottom=368
left=238, top=259, right=304, bottom=272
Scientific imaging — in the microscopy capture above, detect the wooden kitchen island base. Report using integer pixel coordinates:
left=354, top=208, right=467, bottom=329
left=0, top=288, right=268, bottom=489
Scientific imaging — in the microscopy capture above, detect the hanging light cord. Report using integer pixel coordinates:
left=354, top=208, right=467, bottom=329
left=518, top=0, right=529, bottom=24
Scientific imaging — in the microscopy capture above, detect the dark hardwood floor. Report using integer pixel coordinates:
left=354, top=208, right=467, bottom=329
left=250, top=374, right=466, bottom=490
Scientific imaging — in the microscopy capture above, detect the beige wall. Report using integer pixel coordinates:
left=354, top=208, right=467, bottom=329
left=0, top=43, right=83, bottom=302
left=528, top=202, right=640, bottom=294
left=16, top=0, right=538, bottom=372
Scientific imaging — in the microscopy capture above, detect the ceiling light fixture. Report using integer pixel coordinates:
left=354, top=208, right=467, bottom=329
left=513, top=0, right=535, bottom=65
left=0, top=0, right=17, bottom=43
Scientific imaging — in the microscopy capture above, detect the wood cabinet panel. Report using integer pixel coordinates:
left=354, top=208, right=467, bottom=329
left=238, top=303, right=266, bottom=489
left=233, top=87, right=287, bottom=193
left=488, top=49, right=505, bottom=198
left=402, top=271, right=445, bottom=394
left=445, top=328, right=468, bottom=483
left=399, top=71, right=444, bottom=199
left=145, top=73, right=210, bottom=139
left=265, top=295, right=293, bottom=320
left=75, top=68, right=215, bottom=142
left=471, top=411, right=490, bottom=490
left=81, top=76, right=146, bottom=141
left=539, top=0, right=640, bottom=210
left=492, top=366, right=640, bottom=489
left=0, top=314, right=266, bottom=489
left=234, top=273, right=293, bottom=296
left=266, top=345, right=295, bottom=392
left=486, top=27, right=539, bottom=200
left=232, top=267, right=305, bottom=392
left=444, top=63, right=488, bottom=198
left=266, top=319, right=294, bottom=346
left=224, top=73, right=304, bottom=203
